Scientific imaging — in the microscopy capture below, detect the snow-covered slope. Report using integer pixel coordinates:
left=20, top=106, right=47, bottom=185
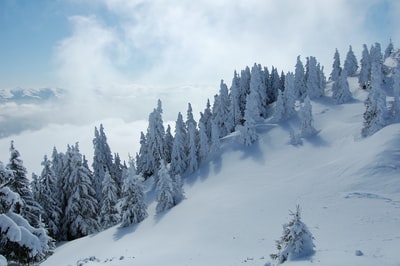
left=41, top=78, right=400, bottom=266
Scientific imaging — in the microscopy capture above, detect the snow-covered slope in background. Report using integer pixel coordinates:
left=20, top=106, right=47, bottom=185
left=40, top=78, right=400, bottom=265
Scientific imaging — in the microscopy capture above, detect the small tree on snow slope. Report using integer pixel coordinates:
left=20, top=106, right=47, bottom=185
left=299, top=97, right=317, bottom=138
left=156, top=161, right=183, bottom=214
left=270, top=205, right=315, bottom=264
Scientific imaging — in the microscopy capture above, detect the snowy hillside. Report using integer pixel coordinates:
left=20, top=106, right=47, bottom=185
left=0, top=87, right=65, bottom=103
left=40, top=78, right=400, bottom=266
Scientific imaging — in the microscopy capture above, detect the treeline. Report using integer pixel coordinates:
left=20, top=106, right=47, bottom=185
left=1, top=41, right=399, bottom=265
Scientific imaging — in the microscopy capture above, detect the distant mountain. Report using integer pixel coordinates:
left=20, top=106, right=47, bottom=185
left=0, top=87, right=65, bottom=103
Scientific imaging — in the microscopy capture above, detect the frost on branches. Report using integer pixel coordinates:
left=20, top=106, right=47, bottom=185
left=270, top=205, right=315, bottom=264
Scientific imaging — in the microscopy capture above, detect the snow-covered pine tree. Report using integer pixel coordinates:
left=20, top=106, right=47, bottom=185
left=249, top=64, right=268, bottom=118
left=60, top=143, right=100, bottom=240
left=198, top=120, right=209, bottom=163
left=38, top=155, right=61, bottom=239
left=238, top=92, right=258, bottom=146
left=230, top=70, right=243, bottom=126
left=284, top=72, right=297, bottom=119
left=330, top=48, right=341, bottom=82
left=120, top=158, right=148, bottom=228
left=238, top=66, right=251, bottom=118
left=210, top=118, right=221, bottom=152
left=113, top=153, right=124, bottom=198
left=92, top=124, right=115, bottom=204
left=170, top=112, right=188, bottom=177
left=156, top=161, right=176, bottom=214
left=294, top=56, right=307, bottom=100
left=332, top=68, right=352, bottom=104
left=273, top=89, right=285, bottom=122
left=384, top=39, right=394, bottom=60
left=199, top=99, right=213, bottom=142
left=146, top=99, right=166, bottom=179
left=0, top=161, right=53, bottom=264
left=361, top=43, right=388, bottom=137
left=186, top=103, right=199, bottom=174
left=390, top=65, right=400, bottom=122
left=270, top=205, right=315, bottom=264
left=306, top=56, right=322, bottom=99
left=343, top=45, right=358, bottom=77
left=213, top=80, right=234, bottom=137
left=99, top=169, right=120, bottom=229
left=269, top=66, right=281, bottom=104
left=317, top=63, right=327, bottom=94
left=299, top=97, right=317, bottom=138
left=164, top=124, right=174, bottom=164
left=136, top=131, right=152, bottom=178
left=359, top=44, right=371, bottom=89
left=7, top=141, right=43, bottom=228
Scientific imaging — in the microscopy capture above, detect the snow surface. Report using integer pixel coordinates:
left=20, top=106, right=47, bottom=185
left=34, top=78, right=400, bottom=265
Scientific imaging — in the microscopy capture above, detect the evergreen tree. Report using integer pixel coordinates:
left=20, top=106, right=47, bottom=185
left=306, top=56, right=322, bottom=99
left=92, top=124, right=115, bottom=204
left=198, top=120, right=209, bottom=162
left=284, top=72, right=297, bottom=119
left=1, top=161, right=53, bottom=264
left=238, top=92, right=258, bottom=146
left=269, top=66, right=281, bottom=104
left=170, top=113, right=188, bottom=177
left=164, top=124, right=174, bottom=164
left=249, top=63, right=268, bottom=117
left=384, top=39, right=394, bottom=61
left=38, top=155, right=61, bottom=239
left=230, top=70, right=243, bottom=126
left=199, top=99, right=213, bottom=141
left=213, top=80, right=233, bottom=137
left=294, top=56, right=307, bottom=99
left=120, top=159, right=148, bottom=228
left=317, top=63, right=327, bottom=94
left=332, top=68, right=352, bottom=104
left=210, top=118, right=221, bottom=152
left=136, top=132, right=152, bottom=178
left=359, top=44, right=371, bottom=89
left=330, top=48, right=341, bottom=82
left=99, top=169, right=120, bottom=229
left=299, top=97, right=317, bottom=137
left=156, top=161, right=183, bottom=214
left=390, top=65, right=400, bottom=122
left=270, top=205, right=315, bottom=264
left=238, top=66, right=251, bottom=119
left=187, top=120, right=199, bottom=174
left=146, top=99, right=166, bottom=179
left=60, top=143, right=100, bottom=240
left=7, top=141, right=43, bottom=228
left=273, top=89, right=285, bottom=122
left=343, top=45, right=358, bottom=77
left=361, top=43, right=387, bottom=137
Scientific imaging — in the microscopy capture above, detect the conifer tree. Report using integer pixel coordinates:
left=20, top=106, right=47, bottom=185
left=60, top=143, right=99, bottom=240
left=99, top=169, right=120, bottom=229
left=270, top=205, right=315, bottom=264
left=306, top=56, right=321, bottom=99
left=238, top=92, right=258, bottom=146
left=299, top=97, right=317, bottom=137
left=390, top=65, right=400, bottom=122
left=359, top=44, right=371, bottom=89
left=332, top=68, right=352, bottom=104
left=330, top=48, right=341, bottom=82
left=269, top=66, right=281, bottom=104
left=7, top=141, right=43, bottom=228
left=170, top=113, right=187, bottom=177
left=186, top=103, right=199, bottom=174
left=164, top=125, right=174, bottom=164
left=238, top=66, right=251, bottom=118
left=38, top=155, right=61, bottom=239
left=199, top=99, right=213, bottom=141
left=317, top=63, right=327, bottom=94
left=294, top=56, right=307, bottom=99
left=1, top=161, right=53, bottom=264
left=284, top=72, right=297, bottom=119
left=213, top=80, right=233, bottom=137
left=198, top=120, right=209, bottom=162
left=136, top=132, right=152, bottom=178
left=120, top=159, right=148, bottom=227
left=249, top=63, right=268, bottom=117
left=210, top=118, right=221, bottom=152
left=156, top=161, right=183, bottom=214
left=343, top=45, right=358, bottom=77
left=361, top=43, right=387, bottom=137
left=230, top=70, right=243, bottom=126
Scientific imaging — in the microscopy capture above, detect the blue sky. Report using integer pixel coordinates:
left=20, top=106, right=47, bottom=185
left=0, top=0, right=398, bottom=90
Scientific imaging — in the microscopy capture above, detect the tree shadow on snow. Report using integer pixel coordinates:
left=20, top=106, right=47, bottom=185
left=113, top=223, right=140, bottom=241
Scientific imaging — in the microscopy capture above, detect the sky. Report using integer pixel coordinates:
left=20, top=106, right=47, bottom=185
left=0, top=0, right=398, bottom=92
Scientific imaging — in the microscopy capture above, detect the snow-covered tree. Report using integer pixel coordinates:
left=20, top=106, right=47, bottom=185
left=136, top=132, right=152, bottom=178
left=238, top=92, right=258, bottom=146
left=359, top=44, right=371, bottom=89
left=99, top=169, right=120, bottom=229
left=299, top=97, right=317, bottom=138
left=92, top=124, right=115, bottom=203
left=7, top=141, right=43, bottom=228
left=164, top=124, right=174, bottom=164
left=120, top=159, right=148, bottom=228
left=156, top=161, right=182, bottom=214
left=199, top=99, right=213, bottom=141
left=330, top=48, right=341, bottom=82
left=294, top=56, right=306, bottom=99
left=186, top=103, right=199, bottom=174
left=213, top=80, right=234, bottom=137
left=238, top=66, right=251, bottom=118
left=390, top=65, right=400, bottom=122
left=343, top=45, right=358, bottom=77
left=0, top=161, right=53, bottom=264
left=270, top=205, right=315, bottom=264
left=198, top=120, right=209, bottom=162
left=332, top=68, right=352, bottom=104
left=38, top=155, right=61, bottom=239
left=284, top=72, right=297, bottom=119
left=361, top=43, right=387, bottom=137
left=170, top=113, right=187, bottom=177
left=306, top=56, right=322, bottom=99
left=273, top=89, right=286, bottom=122
left=317, top=63, right=327, bottom=94
left=210, top=118, right=221, bottom=152
left=145, top=99, right=166, bottom=179
left=269, top=66, right=281, bottom=104
left=60, top=143, right=100, bottom=240
left=230, top=70, right=243, bottom=126
left=249, top=63, right=268, bottom=117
